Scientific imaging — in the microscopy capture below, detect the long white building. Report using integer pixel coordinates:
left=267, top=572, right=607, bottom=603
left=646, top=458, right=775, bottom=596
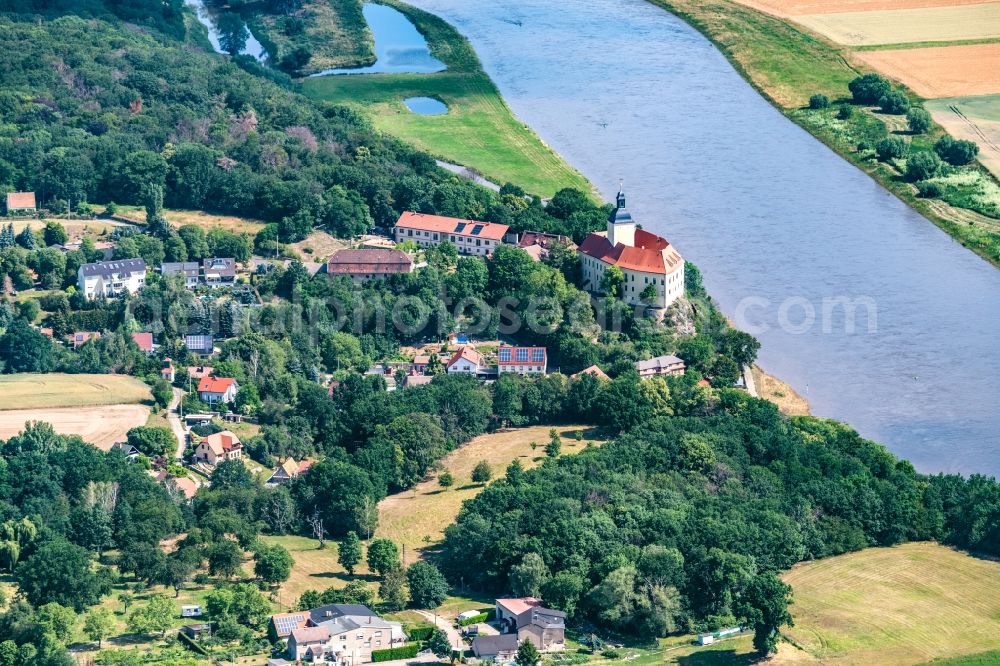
left=77, top=258, right=147, bottom=299
left=392, top=211, right=508, bottom=256
left=578, top=189, right=684, bottom=309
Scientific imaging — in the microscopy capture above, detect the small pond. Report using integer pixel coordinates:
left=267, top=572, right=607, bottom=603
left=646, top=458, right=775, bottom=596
left=404, top=96, right=448, bottom=115
left=310, top=3, right=446, bottom=76
left=185, top=0, right=269, bottom=61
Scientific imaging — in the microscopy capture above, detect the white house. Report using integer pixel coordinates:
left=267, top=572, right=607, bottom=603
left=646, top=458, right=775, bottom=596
left=446, top=346, right=482, bottom=374
left=161, top=261, right=200, bottom=289
left=635, top=355, right=686, bottom=378
left=193, top=430, right=243, bottom=466
left=578, top=188, right=684, bottom=310
left=77, top=258, right=147, bottom=299
left=197, top=376, right=238, bottom=405
left=393, top=211, right=508, bottom=256
left=497, top=346, right=547, bottom=375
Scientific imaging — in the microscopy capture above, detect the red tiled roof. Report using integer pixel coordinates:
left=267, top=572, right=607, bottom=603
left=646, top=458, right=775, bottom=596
left=131, top=332, right=154, bottom=353
left=497, top=346, right=547, bottom=366
left=198, top=376, right=235, bottom=394
left=202, top=430, right=241, bottom=453
left=291, top=625, right=330, bottom=644
left=578, top=229, right=682, bottom=274
left=497, top=598, right=542, bottom=616
left=187, top=366, right=213, bottom=379
left=327, top=249, right=413, bottom=275
left=169, top=476, right=198, bottom=499
left=572, top=364, right=610, bottom=380
left=6, top=192, right=35, bottom=209
left=447, top=346, right=482, bottom=368
left=395, top=211, right=508, bottom=241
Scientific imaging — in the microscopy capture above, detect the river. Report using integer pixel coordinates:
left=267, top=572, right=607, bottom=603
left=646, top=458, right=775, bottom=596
left=400, top=0, right=1000, bottom=476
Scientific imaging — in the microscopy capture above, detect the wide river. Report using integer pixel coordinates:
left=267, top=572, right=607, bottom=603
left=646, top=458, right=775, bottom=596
left=404, top=0, right=1000, bottom=476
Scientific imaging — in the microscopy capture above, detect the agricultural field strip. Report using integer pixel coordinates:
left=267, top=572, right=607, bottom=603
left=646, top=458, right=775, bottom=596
left=791, top=2, right=1000, bottom=46
left=732, top=0, right=993, bottom=18
left=928, top=95, right=1000, bottom=178
left=854, top=43, right=1000, bottom=98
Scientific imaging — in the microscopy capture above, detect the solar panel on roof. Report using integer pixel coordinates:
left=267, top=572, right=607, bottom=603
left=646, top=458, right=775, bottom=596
left=454, top=223, right=467, bottom=233
left=532, top=349, right=544, bottom=362
left=471, top=224, right=484, bottom=235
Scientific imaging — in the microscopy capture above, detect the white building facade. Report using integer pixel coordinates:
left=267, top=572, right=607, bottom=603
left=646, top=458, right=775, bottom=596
left=77, top=259, right=147, bottom=299
left=393, top=211, right=508, bottom=256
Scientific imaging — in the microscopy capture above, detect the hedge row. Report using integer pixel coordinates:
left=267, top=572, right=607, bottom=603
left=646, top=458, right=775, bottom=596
left=407, top=626, right=436, bottom=642
left=458, top=612, right=490, bottom=627
left=177, top=631, right=209, bottom=656
left=372, top=643, right=421, bottom=662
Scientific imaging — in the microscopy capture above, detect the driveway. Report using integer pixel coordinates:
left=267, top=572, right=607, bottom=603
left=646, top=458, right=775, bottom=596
left=167, top=387, right=187, bottom=459
left=415, top=610, right=464, bottom=650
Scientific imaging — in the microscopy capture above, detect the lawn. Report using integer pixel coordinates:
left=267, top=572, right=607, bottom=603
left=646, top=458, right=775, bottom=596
left=377, top=424, right=606, bottom=559
left=780, top=542, right=1000, bottom=664
left=300, top=0, right=590, bottom=198
left=0, top=373, right=152, bottom=410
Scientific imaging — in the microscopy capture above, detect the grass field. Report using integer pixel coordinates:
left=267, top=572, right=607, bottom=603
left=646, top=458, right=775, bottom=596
left=12, top=218, right=116, bottom=240
left=854, top=43, right=1000, bottom=98
left=377, top=424, right=606, bottom=559
left=113, top=207, right=266, bottom=235
left=0, top=373, right=152, bottom=410
left=928, top=94, right=1000, bottom=177
left=250, top=0, right=374, bottom=74
left=300, top=1, right=590, bottom=198
left=792, top=3, right=1000, bottom=46
left=780, top=542, right=1000, bottom=664
left=734, top=0, right=991, bottom=17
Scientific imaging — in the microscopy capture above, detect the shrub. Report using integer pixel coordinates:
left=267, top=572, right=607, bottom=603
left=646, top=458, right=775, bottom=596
left=809, top=94, right=830, bottom=110
left=907, top=108, right=932, bottom=134
left=406, top=626, right=435, bottom=642
left=602, top=649, right=623, bottom=659
left=837, top=105, right=854, bottom=120
left=875, top=137, right=908, bottom=161
left=458, top=612, right=490, bottom=626
left=849, top=73, right=891, bottom=104
left=372, top=643, right=421, bottom=662
left=916, top=181, right=942, bottom=198
left=906, top=151, right=942, bottom=181
left=934, top=136, right=980, bottom=165
left=878, top=91, right=910, bottom=115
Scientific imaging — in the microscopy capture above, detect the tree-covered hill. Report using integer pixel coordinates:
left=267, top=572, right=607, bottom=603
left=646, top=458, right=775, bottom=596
left=440, top=392, right=1000, bottom=651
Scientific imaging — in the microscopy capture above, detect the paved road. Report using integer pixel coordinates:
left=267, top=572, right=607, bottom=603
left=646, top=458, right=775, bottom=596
left=167, top=387, right=187, bottom=460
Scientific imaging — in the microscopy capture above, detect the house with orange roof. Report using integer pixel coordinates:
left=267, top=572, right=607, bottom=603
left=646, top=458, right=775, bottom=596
left=5, top=191, right=36, bottom=213
left=495, top=598, right=566, bottom=653
left=393, top=211, right=508, bottom=256
left=197, top=376, right=238, bottom=406
left=497, top=346, right=547, bottom=375
left=193, top=430, right=242, bottom=466
left=161, top=358, right=175, bottom=382
left=166, top=476, right=198, bottom=500
left=578, top=187, right=684, bottom=309
left=68, top=331, right=100, bottom=349
left=571, top=364, right=610, bottom=381
left=266, top=458, right=315, bottom=486
left=131, top=331, right=155, bottom=354
left=446, top=346, right=482, bottom=375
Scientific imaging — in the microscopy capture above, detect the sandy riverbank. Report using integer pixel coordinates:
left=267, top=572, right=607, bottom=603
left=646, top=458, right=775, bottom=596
left=753, top=366, right=811, bottom=416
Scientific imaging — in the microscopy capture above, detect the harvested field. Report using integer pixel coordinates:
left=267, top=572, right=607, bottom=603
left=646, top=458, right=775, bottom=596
left=855, top=43, right=1000, bottom=97
left=287, top=230, right=349, bottom=262
left=113, top=207, right=265, bottom=234
left=781, top=542, right=1000, bottom=664
left=0, top=373, right=151, bottom=410
left=734, top=0, right=990, bottom=18
left=0, top=404, right=150, bottom=450
left=12, top=219, right=116, bottom=241
left=928, top=94, right=1000, bottom=177
left=793, top=3, right=1000, bottom=46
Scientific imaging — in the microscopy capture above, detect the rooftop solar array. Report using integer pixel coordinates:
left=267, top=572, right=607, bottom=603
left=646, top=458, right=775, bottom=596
left=499, top=348, right=511, bottom=362
left=274, top=613, right=306, bottom=634
left=532, top=349, right=545, bottom=362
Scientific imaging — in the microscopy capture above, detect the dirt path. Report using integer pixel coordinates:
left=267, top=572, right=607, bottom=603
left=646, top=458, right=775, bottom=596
left=167, top=387, right=187, bottom=459
left=415, top=610, right=464, bottom=649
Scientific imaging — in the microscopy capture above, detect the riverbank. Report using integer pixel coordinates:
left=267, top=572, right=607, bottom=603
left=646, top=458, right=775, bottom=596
left=299, top=0, right=591, bottom=198
left=647, top=0, right=1000, bottom=268
left=753, top=366, right=811, bottom=416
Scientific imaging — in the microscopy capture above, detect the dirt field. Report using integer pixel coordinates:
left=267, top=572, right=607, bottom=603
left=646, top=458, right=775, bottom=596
left=287, top=230, right=349, bottom=262
left=113, top=207, right=265, bottom=234
left=733, top=0, right=991, bottom=17
left=855, top=43, right=1000, bottom=97
left=928, top=94, right=1000, bottom=177
left=779, top=542, right=1000, bottom=664
left=0, top=404, right=150, bottom=450
left=12, top=219, right=117, bottom=241
left=378, top=425, right=605, bottom=559
left=793, top=3, right=1000, bottom=46
left=0, top=373, right=152, bottom=410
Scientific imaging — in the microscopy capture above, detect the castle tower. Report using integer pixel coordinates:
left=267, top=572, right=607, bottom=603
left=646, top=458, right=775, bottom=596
left=606, top=184, right=636, bottom=248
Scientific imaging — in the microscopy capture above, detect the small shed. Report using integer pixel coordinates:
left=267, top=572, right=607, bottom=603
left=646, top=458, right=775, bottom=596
left=180, top=604, right=203, bottom=617
left=697, top=634, right=714, bottom=646
left=182, top=623, right=212, bottom=639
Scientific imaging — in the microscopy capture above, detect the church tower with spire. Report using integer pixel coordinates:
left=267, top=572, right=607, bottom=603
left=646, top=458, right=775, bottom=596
left=606, top=184, right=636, bottom=248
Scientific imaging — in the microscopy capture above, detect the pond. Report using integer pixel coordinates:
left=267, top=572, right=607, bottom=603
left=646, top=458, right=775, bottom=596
left=185, top=0, right=269, bottom=61
left=406, top=0, right=1000, bottom=476
left=309, top=3, right=446, bottom=76
left=404, top=96, right=449, bottom=115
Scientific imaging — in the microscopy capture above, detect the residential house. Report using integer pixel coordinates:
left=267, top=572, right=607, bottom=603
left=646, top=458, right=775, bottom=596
left=203, top=257, right=237, bottom=286
left=5, top=191, right=36, bottom=214
left=412, top=355, right=430, bottom=373
left=447, top=346, right=482, bottom=375
left=472, top=634, right=519, bottom=662
left=571, top=364, right=610, bottom=381
left=507, top=230, right=575, bottom=262
left=161, top=261, right=200, bottom=289
left=497, top=346, right=547, bottom=375
left=161, top=358, right=176, bottom=382
left=578, top=188, right=684, bottom=309
left=393, top=211, right=508, bottom=256
left=131, top=332, right=155, bottom=354
left=193, top=431, right=242, bottom=466
left=185, top=334, right=214, bottom=355
left=270, top=604, right=406, bottom=664
left=402, top=372, right=434, bottom=389
left=166, top=476, right=198, bottom=500
left=635, top=354, right=686, bottom=378
left=77, top=258, right=147, bottom=299
left=111, top=442, right=140, bottom=461
left=495, top=598, right=565, bottom=653
left=69, top=331, right=100, bottom=349
left=187, top=365, right=214, bottom=380
left=327, top=249, right=414, bottom=283
left=266, top=459, right=315, bottom=486
left=197, top=376, right=238, bottom=405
